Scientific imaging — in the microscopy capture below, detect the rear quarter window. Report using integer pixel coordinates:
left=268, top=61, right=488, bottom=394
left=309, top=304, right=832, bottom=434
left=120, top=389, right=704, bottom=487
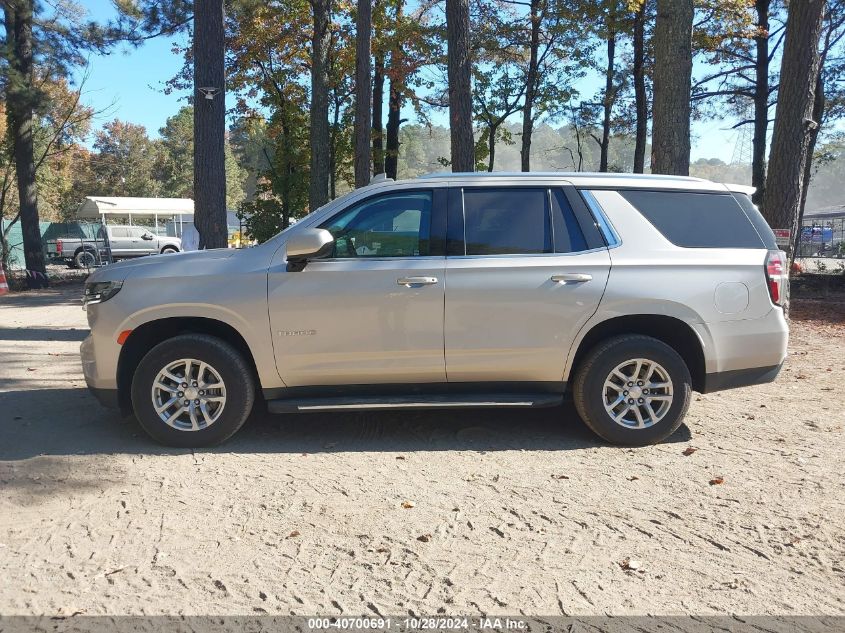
left=619, top=190, right=766, bottom=249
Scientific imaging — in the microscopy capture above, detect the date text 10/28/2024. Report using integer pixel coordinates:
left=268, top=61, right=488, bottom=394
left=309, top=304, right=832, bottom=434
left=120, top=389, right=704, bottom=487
left=307, top=617, right=527, bottom=631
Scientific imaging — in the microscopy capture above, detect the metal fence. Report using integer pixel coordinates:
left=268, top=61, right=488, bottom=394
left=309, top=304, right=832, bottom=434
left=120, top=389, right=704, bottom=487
left=798, top=216, right=845, bottom=258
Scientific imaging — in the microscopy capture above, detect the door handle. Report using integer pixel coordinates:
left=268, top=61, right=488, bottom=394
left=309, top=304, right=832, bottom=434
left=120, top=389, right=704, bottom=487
left=551, top=273, right=592, bottom=284
left=397, top=276, right=438, bottom=286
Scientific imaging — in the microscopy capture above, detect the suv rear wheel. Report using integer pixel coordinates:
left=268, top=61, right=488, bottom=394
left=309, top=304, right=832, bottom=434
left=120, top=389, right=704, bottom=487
left=131, top=334, right=255, bottom=447
left=573, top=335, right=692, bottom=446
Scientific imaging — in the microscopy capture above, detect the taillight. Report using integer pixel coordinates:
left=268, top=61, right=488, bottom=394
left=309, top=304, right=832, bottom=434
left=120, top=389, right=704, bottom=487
left=765, top=250, right=787, bottom=306
left=56, top=239, right=63, bottom=255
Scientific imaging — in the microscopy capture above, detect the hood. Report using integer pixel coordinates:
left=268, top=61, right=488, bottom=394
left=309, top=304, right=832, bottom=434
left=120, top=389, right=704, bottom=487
left=87, top=249, right=238, bottom=283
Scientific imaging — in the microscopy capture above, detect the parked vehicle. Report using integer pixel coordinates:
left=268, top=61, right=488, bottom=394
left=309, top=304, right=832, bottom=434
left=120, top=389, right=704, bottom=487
left=80, top=173, right=788, bottom=447
left=47, top=225, right=181, bottom=268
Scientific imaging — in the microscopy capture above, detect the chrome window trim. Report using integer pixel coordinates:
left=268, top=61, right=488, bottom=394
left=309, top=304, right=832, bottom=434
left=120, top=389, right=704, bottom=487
left=445, top=246, right=609, bottom=260
left=580, top=189, right=622, bottom=249
left=312, top=255, right=446, bottom=263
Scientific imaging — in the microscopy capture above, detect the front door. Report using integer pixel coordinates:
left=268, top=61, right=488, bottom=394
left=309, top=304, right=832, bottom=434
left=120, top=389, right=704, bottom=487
left=268, top=189, right=447, bottom=387
left=444, top=185, right=611, bottom=384
left=128, top=227, right=157, bottom=255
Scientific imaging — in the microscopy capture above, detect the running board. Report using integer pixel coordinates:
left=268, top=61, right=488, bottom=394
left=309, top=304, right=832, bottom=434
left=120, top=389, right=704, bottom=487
left=266, top=393, right=563, bottom=414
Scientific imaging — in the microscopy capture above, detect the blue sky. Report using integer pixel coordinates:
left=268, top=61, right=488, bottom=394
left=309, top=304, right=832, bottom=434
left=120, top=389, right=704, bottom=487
left=76, top=1, right=739, bottom=162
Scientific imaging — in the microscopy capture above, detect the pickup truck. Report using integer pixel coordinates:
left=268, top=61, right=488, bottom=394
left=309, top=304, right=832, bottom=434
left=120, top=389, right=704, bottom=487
left=47, top=225, right=182, bottom=268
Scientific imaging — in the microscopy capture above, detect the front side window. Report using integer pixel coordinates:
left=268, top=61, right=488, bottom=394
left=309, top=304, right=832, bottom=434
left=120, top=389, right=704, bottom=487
left=321, top=191, right=432, bottom=258
left=463, top=188, right=551, bottom=255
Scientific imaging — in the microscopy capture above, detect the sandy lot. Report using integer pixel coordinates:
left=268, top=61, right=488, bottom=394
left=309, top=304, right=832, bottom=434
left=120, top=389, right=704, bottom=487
left=0, top=282, right=843, bottom=617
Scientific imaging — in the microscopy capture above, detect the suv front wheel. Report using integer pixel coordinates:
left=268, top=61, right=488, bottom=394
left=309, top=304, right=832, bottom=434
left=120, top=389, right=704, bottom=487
left=131, top=334, right=255, bottom=447
left=573, top=335, right=692, bottom=446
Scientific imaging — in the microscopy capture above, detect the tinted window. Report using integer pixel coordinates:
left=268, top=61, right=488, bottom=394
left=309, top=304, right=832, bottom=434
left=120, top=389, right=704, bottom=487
left=732, top=192, right=777, bottom=249
left=619, top=190, right=765, bottom=248
left=321, top=191, right=432, bottom=258
left=551, top=189, right=588, bottom=253
left=463, top=188, right=551, bottom=255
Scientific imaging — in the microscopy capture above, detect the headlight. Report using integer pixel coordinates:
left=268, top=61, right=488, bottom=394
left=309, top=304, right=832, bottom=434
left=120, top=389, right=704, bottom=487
left=83, top=280, right=123, bottom=307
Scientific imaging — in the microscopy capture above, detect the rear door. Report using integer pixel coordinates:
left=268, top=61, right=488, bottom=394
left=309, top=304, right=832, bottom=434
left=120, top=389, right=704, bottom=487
left=444, top=185, right=611, bottom=384
left=107, top=227, right=132, bottom=257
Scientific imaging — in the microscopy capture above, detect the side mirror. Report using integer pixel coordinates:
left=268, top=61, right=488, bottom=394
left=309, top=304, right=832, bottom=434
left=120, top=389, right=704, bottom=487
left=285, top=228, right=334, bottom=271
left=142, top=234, right=154, bottom=240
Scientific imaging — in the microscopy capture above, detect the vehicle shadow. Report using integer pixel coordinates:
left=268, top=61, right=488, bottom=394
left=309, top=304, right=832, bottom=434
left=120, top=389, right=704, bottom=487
left=0, top=327, right=88, bottom=342
left=0, top=282, right=84, bottom=308
left=0, top=387, right=692, bottom=461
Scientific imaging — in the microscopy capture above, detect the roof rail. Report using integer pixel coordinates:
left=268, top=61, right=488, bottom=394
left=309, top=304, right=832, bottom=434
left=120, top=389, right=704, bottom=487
left=417, top=171, right=705, bottom=182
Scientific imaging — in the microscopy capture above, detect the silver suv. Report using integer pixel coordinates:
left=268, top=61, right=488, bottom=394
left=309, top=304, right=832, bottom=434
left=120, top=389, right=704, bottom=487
left=80, top=173, right=789, bottom=447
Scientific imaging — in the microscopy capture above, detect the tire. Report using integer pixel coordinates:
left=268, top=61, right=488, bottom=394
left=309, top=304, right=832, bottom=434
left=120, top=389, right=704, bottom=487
left=131, top=334, right=255, bottom=447
left=74, top=248, right=97, bottom=269
left=161, top=246, right=178, bottom=254
left=573, top=334, right=692, bottom=446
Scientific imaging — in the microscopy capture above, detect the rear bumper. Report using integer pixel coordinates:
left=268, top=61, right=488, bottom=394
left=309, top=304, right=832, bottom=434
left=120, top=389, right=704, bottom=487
left=701, top=363, right=783, bottom=394
left=695, top=308, right=789, bottom=375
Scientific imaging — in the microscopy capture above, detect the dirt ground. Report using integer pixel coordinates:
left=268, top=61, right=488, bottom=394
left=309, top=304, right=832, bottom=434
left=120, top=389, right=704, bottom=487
left=1, top=282, right=843, bottom=617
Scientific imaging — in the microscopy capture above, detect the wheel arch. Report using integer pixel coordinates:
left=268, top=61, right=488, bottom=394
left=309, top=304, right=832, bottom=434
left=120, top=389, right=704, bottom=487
left=160, top=245, right=179, bottom=253
left=117, top=317, right=259, bottom=414
left=566, top=314, right=707, bottom=393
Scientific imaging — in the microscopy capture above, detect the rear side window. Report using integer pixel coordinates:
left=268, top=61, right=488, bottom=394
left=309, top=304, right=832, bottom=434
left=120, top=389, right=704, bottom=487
left=463, top=188, right=551, bottom=255
left=551, top=189, right=588, bottom=253
left=619, top=190, right=765, bottom=248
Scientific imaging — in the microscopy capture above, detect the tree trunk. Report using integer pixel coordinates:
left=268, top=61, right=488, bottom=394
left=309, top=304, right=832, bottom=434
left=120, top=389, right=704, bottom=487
left=353, top=0, right=372, bottom=187
left=599, top=28, right=616, bottom=172
left=651, top=0, right=693, bottom=175
left=384, top=1, right=403, bottom=180
left=632, top=1, right=647, bottom=173
left=446, top=0, right=474, bottom=172
left=372, top=53, right=385, bottom=175
left=309, top=0, right=332, bottom=210
left=761, top=0, right=825, bottom=240
left=792, top=52, right=826, bottom=261
left=330, top=97, right=340, bottom=199
left=487, top=125, right=498, bottom=172
left=385, top=78, right=403, bottom=180
left=751, top=0, right=771, bottom=204
left=193, top=0, right=228, bottom=249
left=520, top=0, right=542, bottom=172
left=4, top=1, right=47, bottom=282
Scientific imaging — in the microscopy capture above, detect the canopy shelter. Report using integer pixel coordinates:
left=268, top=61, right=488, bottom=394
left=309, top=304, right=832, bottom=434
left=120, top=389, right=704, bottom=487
left=76, top=197, right=194, bottom=235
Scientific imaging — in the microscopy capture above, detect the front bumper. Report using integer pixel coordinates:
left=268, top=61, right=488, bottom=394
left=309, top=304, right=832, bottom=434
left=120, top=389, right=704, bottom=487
left=87, top=386, right=120, bottom=408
